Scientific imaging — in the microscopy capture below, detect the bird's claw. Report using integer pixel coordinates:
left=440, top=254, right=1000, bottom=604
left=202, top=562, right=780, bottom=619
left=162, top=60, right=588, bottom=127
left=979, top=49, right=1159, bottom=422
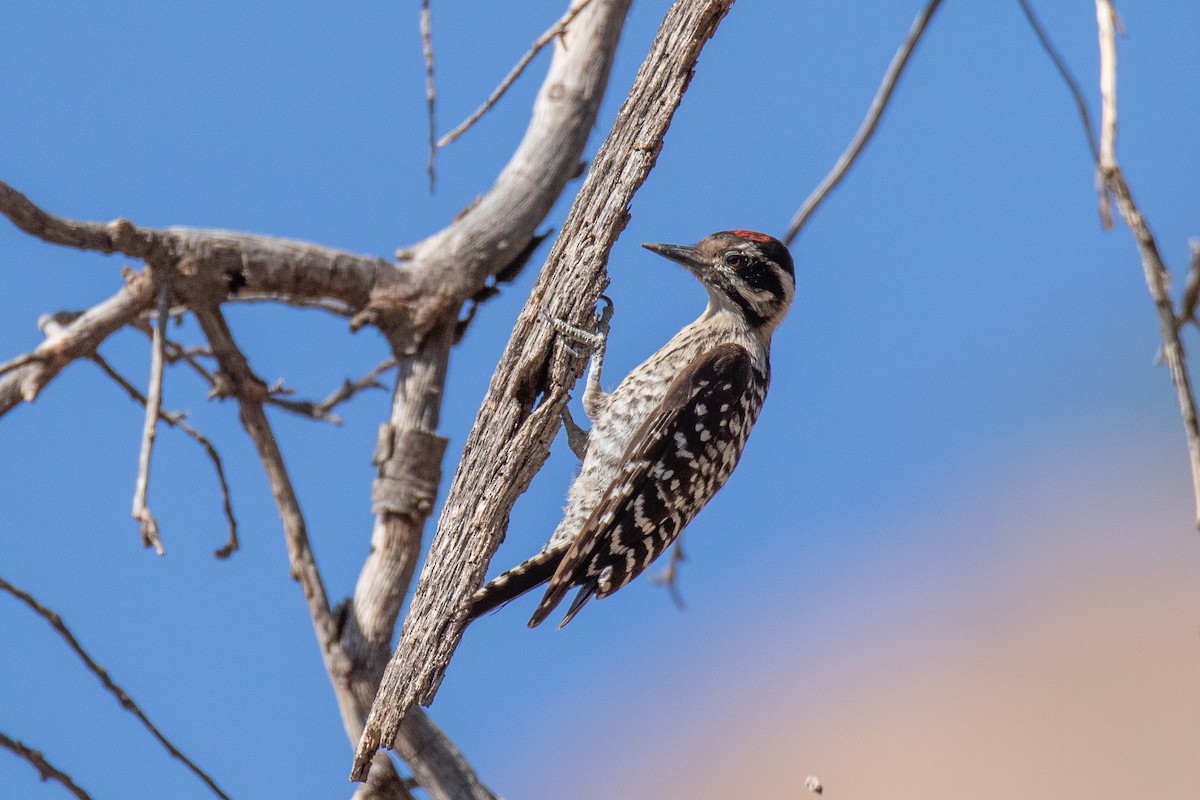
left=541, top=296, right=615, bottom=358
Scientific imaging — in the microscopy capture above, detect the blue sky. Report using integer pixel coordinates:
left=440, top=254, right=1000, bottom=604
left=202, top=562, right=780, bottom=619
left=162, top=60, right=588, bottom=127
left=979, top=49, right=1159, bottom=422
left=2, top=3, right=1198, bottom=799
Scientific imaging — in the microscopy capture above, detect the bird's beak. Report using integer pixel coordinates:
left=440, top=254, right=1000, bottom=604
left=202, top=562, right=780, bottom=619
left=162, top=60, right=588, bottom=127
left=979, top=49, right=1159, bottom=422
left=642, top=242, right=705, bottom=273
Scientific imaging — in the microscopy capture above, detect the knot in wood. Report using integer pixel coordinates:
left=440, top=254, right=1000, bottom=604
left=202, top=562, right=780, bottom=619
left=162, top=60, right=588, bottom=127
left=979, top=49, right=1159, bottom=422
left=371, top=424, right=449, bottom=518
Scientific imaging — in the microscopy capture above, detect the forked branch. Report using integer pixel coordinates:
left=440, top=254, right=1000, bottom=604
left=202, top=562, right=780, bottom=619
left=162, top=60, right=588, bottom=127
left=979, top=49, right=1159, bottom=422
left=1092, top=0, right=1200, bottom=526
left=353, top=0, right=738, bottom=779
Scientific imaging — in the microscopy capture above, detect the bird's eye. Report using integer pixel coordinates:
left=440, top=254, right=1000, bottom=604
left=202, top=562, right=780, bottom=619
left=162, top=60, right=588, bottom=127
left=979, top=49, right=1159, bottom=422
left=725, top=252, right=748, bottom=269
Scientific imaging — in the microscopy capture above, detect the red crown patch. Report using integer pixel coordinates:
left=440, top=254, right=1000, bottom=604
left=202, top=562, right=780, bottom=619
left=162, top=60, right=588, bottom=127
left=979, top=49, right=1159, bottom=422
left=730, top=229, right=772, bottom=243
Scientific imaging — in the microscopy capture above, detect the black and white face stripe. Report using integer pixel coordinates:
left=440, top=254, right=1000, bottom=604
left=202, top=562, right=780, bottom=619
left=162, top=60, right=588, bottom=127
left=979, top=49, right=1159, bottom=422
left=643, top=230, right=795, bottom=330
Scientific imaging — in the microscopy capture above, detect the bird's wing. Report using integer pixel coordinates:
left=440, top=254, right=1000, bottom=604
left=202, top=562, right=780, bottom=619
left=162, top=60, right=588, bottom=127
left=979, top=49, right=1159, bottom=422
left=529, top=342, right=765, bottom=628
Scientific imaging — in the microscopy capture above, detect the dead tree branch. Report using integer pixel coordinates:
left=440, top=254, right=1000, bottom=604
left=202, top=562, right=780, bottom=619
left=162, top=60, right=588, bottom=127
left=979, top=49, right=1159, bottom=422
left=131, top=285, right=171, bottom=555
left=1092, top=0, right=1200, bottom=527
left=0, top=268, right=156, bottom=417
left=0, top=576, right=231, bottom=799
left=343, top=0, right=633, bottom=791
left=438, top=0, right=598, bottom=148
left=88, top=352, right=241, bottom=557
left=0, top=731, right=94, bottom=800
left=3, top=0, right=632, bottom=793
left=353, top=0, right=737, bottom=779
left=1017, top=0, right=1100, bottom=162
left=195, top=306, right=339, bottom=646
left=421, top=0, right=437, bottom=191
left=785, top=0, right=943, bottom=244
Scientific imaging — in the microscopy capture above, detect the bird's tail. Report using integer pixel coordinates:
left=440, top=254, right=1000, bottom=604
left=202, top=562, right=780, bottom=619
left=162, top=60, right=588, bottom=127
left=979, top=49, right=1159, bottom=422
left=464, top=546, right=565, bottom=622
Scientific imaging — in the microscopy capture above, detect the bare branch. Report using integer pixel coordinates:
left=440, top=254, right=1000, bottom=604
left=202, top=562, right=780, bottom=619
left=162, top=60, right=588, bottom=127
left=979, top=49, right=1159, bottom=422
left=196, top=306, right=337, bottom=627
left=1180, top=240, right=1200, bottom=328
left=0, top=181, right=158, bottom=257
left=262, top=393, right=344, bottom=425
left=313, top=357, right=396, bottom=419
left=649, top=539, right=687, bottom=610
left=1095, top=1, right=1119, bottom=229
left=422, top=0, right=437, bottom=191
left=0, top=270, right=156, bottom=418
left=1016, top=0, right=1100, bottom=163
left=1093, top=0, right=1200, bottom=527
left=5, top=0, right=633, bottom=791
left=132, top=283, right=170, bottom=555
left=0, top=181, right=407, bottom=314
left=0, top=576, right=231, bottom=799
left=89, top=352, right=240, bottom=557
left=438, top=0, right=598, bottom=148
left=0, top=731, right=94, bottom=800
left=353, top=0, right=735, bottom=778
left=145, top=326, right=220, bottom=384
left=785, top=0, right=944, bottom=245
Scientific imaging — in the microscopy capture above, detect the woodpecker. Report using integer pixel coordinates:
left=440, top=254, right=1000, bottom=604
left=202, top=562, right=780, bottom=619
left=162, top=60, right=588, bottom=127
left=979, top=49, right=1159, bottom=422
left=466, top=230, right=795, bottom=628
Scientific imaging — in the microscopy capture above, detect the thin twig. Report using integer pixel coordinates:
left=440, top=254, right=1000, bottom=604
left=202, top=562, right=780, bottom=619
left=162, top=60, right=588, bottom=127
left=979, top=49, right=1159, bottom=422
left=195, top=306, right=339, bottom=646
left=142, top=325, right=219, bottom=385
left=262, top=394, right=343, bottom=424
left=0, top=731, right=94, bottom=800
left=0, top=577, right=232, bottom=800
left=90, top=353, right=240, bottom=558
left=784, top=0, right=944, bottom=245
left=437, top=0, right=597, bottom=148
left=131, top=282, right=170, bottom=555
left=134, top=317, right=353, bottom=426
left=648, top=539, right=687, bottom=610
left=1016, top=0, right=1100, bottom=163
left=422, top=0, right=437, bottom=191
left=1179, top=240, right=1200, bottom=329
left=312, top=357, right=397, bottom=419
left=1093, top=0, right=1200, bottom=527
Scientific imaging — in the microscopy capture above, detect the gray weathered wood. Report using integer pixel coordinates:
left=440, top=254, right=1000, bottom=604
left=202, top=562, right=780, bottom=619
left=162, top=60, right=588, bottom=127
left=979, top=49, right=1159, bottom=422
left=353, top=0, right=736, bottom=780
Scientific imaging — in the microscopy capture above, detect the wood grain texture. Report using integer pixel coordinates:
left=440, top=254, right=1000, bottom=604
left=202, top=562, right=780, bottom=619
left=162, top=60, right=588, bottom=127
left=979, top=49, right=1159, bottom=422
left=353, top=0, right=736, bottom=780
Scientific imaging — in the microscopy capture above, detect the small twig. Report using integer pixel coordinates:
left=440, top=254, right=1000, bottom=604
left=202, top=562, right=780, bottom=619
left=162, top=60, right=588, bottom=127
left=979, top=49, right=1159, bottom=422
left=0, top=731, right=94, bottom=800
left=1180, top=240, right=1200, bottom=329
left=1093, top=0, right=1200, bottom=527
left=238, top=361, right=396, bottom=425
left=0, top=576, right=232, bottom=799
left=1095, top=0, right=1119, bottom=229
left=91, top=353, right=240, bottom=558
left=437, top=0, right=597, bottom=148
left=263, top=394, right=344, bottom=425
left=144, top=316, right=349, bottom=426
left=312, top=357, right=397, bottom=419
left=784, top=0, right=944, bottom=245
left=132, top=282, right=170, bottom=555
left=649, top=539, right=687, bottom=610
left=131, top=319, right=220, bottom=385
left=1016, top=0, right=1100, bottom=163
left=422, top=0, right=437, bottom=191
left=195, top=305, right=338, bottom=639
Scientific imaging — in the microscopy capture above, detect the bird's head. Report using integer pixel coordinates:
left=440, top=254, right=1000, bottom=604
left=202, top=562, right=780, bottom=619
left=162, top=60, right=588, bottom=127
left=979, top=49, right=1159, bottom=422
left=642, top=230, right=795, bottom=334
